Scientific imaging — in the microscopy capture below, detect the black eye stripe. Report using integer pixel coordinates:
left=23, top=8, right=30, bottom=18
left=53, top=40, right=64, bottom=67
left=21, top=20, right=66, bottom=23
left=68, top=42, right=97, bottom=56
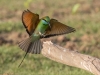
left=42, top=19, right=50, bottom=24
left=43, top=19, right=47, bottom=22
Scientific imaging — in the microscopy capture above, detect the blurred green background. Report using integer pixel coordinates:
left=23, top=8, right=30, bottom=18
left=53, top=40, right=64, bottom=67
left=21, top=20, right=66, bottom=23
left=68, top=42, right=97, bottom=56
left=0, top=0, right=100, bottom=75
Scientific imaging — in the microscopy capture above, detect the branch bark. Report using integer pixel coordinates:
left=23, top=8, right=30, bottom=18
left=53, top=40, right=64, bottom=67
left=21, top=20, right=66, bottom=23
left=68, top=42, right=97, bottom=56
left=41, top=41, right=100, bottom=75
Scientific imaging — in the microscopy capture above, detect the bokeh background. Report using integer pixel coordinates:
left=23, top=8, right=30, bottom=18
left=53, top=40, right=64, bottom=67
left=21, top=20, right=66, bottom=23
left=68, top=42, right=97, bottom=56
left=0, top=0, right=100, bottom=75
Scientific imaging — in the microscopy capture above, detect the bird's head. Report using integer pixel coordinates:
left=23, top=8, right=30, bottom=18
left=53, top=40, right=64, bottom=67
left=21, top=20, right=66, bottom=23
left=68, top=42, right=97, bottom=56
left=43, top=16, right=50, bottom=22
left=42, top=16, right=51, bottom=28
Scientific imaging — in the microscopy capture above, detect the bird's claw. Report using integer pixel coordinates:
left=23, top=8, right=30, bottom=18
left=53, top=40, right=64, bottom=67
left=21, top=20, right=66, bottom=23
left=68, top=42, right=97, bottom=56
left=39, top=32, right=46, bottom=37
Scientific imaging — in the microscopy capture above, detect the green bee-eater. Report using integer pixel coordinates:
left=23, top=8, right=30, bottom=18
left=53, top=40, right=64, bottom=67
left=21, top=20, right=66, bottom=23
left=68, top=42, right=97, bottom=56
left=18, top=9, right=75, bottom=66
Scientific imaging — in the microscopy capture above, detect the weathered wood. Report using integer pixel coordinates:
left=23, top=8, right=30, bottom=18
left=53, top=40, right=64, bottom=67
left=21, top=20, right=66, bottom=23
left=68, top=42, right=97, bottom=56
left=41, top=41, right=100, bottom=75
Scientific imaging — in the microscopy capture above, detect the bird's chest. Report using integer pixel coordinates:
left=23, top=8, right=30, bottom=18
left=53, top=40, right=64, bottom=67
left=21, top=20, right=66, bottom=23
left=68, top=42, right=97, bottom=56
left=34, top=24, right=49, bottom=36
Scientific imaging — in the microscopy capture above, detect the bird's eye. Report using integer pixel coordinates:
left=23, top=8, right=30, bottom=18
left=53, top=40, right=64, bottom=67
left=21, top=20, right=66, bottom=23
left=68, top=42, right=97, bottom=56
left=43, top=19, right=49, bottom=25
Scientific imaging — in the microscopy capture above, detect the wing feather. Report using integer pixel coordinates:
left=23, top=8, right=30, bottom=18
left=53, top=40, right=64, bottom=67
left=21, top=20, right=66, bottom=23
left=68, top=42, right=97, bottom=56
left=45, top=19, right=75, bottom=38
left=22, top=9, right=40, bottom=35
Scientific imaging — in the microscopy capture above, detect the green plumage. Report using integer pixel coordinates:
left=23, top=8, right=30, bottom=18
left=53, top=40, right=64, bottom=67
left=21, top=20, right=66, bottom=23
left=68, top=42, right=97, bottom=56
left=33, top=16, right=50, bottom=39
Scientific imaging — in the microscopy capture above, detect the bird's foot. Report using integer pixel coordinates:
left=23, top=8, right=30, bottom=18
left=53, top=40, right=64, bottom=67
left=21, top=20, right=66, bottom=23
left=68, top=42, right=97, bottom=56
left=39, top=32, right=46, bottom=38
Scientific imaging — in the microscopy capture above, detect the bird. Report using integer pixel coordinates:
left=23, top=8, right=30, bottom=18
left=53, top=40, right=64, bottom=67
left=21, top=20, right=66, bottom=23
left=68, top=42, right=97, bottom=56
left=18, top=9, right=75, bottom=67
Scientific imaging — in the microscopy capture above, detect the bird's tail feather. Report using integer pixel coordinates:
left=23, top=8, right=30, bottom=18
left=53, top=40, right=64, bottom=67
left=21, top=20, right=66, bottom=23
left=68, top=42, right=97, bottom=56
left=18, top=37, right=42, bottom=67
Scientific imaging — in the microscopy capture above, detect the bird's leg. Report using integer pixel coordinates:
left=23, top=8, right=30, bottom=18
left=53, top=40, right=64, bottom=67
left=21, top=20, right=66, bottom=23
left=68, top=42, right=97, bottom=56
left=39, top=32, right=46, bottom=37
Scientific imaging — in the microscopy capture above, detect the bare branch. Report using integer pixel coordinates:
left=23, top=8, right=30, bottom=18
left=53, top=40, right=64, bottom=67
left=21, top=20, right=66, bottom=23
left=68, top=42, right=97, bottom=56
left=41, top=41, right=100, bottom=75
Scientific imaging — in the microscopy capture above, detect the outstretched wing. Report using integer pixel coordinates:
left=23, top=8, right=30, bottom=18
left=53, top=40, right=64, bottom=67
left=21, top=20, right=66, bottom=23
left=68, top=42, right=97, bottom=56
left=44, top=19, right=75, bottom=38
left=22, top=9, right=40, bottom=35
